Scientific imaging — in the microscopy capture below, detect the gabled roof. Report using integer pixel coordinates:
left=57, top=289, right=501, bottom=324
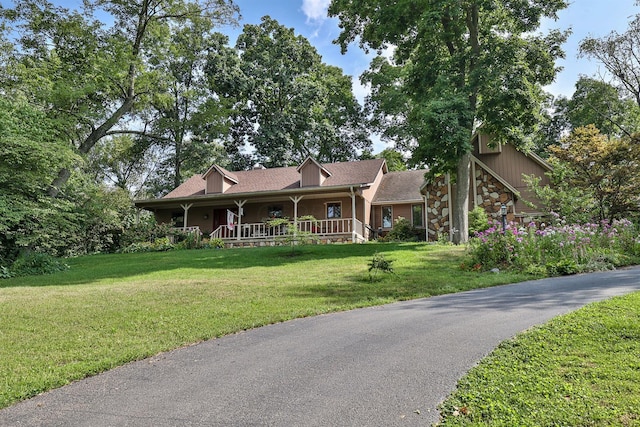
left=202, top=164, right=239, bottom=183
left=296, top=156, right=332, bottom=176
left=160, top=158, right=387, bottom=200
left=372, top=169, right=428, bottom=204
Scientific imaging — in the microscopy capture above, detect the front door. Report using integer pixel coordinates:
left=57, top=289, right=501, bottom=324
left=213, top=208, right=238, bottom=231
left=213, top=209, right=227, bottom=232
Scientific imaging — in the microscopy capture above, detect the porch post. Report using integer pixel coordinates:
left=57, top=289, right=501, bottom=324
left=290, top=196, right=303, bottom=239
left=234, top=200, right=247, bottom=240
left=350, top=187, right=357, bottom=243
left=180, top=203, right=193, bottom=230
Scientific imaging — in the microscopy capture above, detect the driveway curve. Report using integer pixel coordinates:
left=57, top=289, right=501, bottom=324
left=3, top=266, right=640, bottom=426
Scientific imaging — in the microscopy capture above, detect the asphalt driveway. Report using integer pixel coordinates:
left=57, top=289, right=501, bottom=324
left=2, top=266, right=640, bottom=426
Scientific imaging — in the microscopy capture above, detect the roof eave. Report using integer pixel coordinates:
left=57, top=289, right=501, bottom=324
left=134, top=183, right=373, bottom=208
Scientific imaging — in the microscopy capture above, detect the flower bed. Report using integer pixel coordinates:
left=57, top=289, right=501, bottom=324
left=465, top=214, right=640, bottom=275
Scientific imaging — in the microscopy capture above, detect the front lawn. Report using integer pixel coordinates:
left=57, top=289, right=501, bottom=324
left=0, top=242, right=531, bottom=409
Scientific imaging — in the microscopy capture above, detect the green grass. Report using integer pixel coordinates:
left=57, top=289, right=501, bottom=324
left=0, top=242, right=532, bottom=409
left=439, top=291, right=640, bottom=426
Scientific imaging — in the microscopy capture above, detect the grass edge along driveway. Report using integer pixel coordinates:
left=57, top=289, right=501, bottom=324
left=439, top=290, right=640, bottom=426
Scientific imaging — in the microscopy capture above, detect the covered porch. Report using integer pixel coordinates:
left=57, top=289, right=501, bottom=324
left=143, top=185, right=373, bottom=246
left=209, top=217, right=365, bottom=244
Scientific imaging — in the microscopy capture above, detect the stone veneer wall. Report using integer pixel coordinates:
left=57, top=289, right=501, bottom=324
left=474, top=163, right=515, bottom=222
left=223, top=235, right=354, bottom=248
left=424, top=163, right=516, bottom=241
left=425, top=175, right=450, bottom=240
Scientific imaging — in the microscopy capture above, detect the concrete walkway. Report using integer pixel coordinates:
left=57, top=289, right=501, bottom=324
left=2, top=267, right=640, bottom=426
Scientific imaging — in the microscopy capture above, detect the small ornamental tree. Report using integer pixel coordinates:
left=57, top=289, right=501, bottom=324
left=548, top=125, right=640, bottom=222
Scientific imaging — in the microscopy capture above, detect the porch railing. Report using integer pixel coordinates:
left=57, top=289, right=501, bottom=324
left=210, top=218, right=365, bottom=241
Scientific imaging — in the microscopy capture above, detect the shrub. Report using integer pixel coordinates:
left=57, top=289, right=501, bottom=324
left=0, top=266, right=13, bottom=279
left=9, top=252, right=69, bottom=277
left=119, top=218, right=173, bottom=250
left=469, top=205, right=490, bottom=237
left=384, top=217, right=421, bottom=242
left=174, top=230, right=202, bottom=250
left=121, top=237, right=175, bottom=253
left=206, top=238, right=225, bottom=249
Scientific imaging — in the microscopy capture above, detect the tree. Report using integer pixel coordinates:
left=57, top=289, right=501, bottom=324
left=207, top=16, right=370, bottom=168
left=580, top=12, right=640, bottom=108
left=376, top=149, right=407, bottom=172
left=0, top=97, right=76, bottom=263
left=547, top=125, right=640, bottom=222
left=1, top=0, right=239, bottom=197
left=552, top=77, right=640, bottom=139
left=144, top=23, right=232, bottom=191
left=329, top=0, right=568, bottom=243
left=86, top=135, right=158, bottom=198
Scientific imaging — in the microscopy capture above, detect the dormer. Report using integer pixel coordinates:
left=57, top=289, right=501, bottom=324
left=202, top=164, right=239, bottom=194
left=297, top=157, right=332, bottom=187
left=475, top=132, right=502, bottom=155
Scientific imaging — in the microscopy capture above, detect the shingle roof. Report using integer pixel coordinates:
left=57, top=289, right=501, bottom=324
left=162, top=158, right=387, bottom=199
left=372, top=169, right=428, bottom=204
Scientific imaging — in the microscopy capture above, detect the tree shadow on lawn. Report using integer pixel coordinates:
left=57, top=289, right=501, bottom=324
left=0, top=242, right=436, bottom=288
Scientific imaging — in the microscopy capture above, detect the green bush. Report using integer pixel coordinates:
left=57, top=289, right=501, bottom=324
left=9, top=252, right=69, bottom=277
left=174, top=231, right=202, bottom=250
left=121, top=237, right=175, bottom=253
left=0, top=266, right=13, bottom=279
left=205, top=238, right=225, bottom=249
left=120, top=217, right=173, bottom=249
left=469, top=205, right=490, bottom=237
left=384, top=217, right=422, bottom=242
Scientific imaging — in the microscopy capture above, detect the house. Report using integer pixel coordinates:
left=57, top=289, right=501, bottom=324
left=134, top=134, right=551, bottom=246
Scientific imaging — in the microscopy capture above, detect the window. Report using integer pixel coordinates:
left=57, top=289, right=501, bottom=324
left=327, top=202, right=342, bottom=218
left=412, top=204, right=424, bottom=227
left=267, top=205, right=283, bottom=218
left=382, top=206, right=393, bottom=228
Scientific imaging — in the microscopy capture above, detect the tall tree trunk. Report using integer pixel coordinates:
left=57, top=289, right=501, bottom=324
left=46, top=96, right=136, bottom=197
left=452, top=151, right=471, bottom=244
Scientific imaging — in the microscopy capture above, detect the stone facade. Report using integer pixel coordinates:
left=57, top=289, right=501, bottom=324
left=474, top=163, right=516, bottom=222
left=223, top=235, right=353, bottom=248
left=423, top=162, right=517, bottom=241
left=425, top=175, right=451, bottom=240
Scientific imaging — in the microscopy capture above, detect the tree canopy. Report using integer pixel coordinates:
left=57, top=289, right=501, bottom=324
left=207, top=16, right=371, bottom=169
left=529, top=125, right=640, bottom=223
left=329, top=0, right=568, bottom=243
left=1, top=0, right=239, bottom=197
left=580, top=13, right=640, bottom=108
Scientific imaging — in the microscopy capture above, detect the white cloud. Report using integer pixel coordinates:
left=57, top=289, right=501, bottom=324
left=301, top=0, right=330, bottom=23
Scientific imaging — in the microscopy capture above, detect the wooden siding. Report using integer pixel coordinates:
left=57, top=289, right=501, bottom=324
left=206, top=172, right=223, bottom=194
left=299, top=161, right=328, bottom=187
left=362, top=167, right=386, bottom=233
left=474, top=136, right=550, bottom=213
left=477, top=133, right=502, bottom=154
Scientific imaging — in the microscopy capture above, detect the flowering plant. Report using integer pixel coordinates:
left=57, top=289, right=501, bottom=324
left=465, top=213, right=640, bottom=275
